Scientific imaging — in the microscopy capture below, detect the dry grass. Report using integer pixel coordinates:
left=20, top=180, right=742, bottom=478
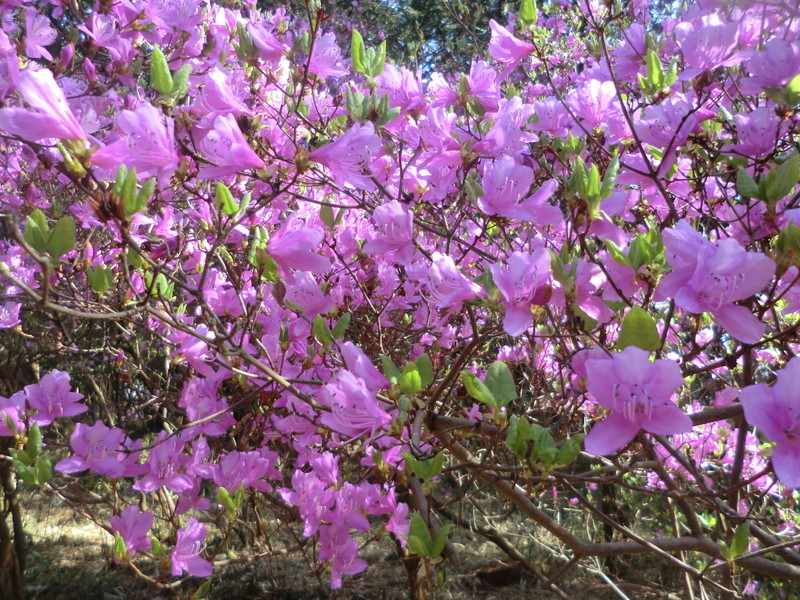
left=16, top=489, right=686, bottom=600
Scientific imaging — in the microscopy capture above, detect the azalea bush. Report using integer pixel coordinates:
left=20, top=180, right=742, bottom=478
left=1, top=0, right=800, bottom=598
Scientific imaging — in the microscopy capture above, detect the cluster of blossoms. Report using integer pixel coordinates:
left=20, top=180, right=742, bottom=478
left=0, top=0, right=799, bottom=594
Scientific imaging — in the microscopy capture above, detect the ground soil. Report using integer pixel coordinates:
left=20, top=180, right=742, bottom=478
left=18, top=490, right=687, bottom=600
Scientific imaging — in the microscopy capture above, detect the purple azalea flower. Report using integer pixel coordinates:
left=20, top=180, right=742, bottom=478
left=0, top=391, right=26, bottom=436
left=307, top=32, right=349, bottom=79
left=284, top=271, right=334, bottom=318
left=490, top=249, right=552, bottom=336
left=55, top=420, right=130, bottom=478
left=109, top=506, right=153, bottom=557
left=584, top=347, right=691, bottom=455
left=24, top=9, right=57, bottom=61
left=25, top=370, right=87, bottom=427
left=0, top=68, right=85, bottom=141
left=478, top=157, right=560, bottom=223
left=426, top=252, right=482, bottom=311
left=657, top=221, right=775, bottom=344
left=674, top=13, right=743, bottom=79
left=362, top=200, right=415, bottom=265
left=170, top=518, right=213, bottom=578
left=467, top=60, right=501, bottom=111
left=211, top=449, right=280, bottom=492
left=91, top=103, right=178, bottom=182
left=267, top=218, right=330, bottom=276
left=133, top=434, right=193, bottom=493
left=740, top=357, right=800, bottom=488
left=340, top=342, right=390, bottom=394
left=319, top=370, right=392, bottom=441
left=309, top=121, right=381, bottom=190
left=488, top=20, right=536, bottom=69
left=194, top=113, right=265, bottom=179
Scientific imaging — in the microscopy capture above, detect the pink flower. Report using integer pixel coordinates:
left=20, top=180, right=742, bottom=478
left=319, top=370, right=392, bottom=440
left=25, top=9, right=57, bottom=61
left=25, top=370, right=87, bottom=427
left=426, top=252, right=482, bottom=310
left=376, top=65, right=426, bottom=115
left=307, top=33, right=349, bottom=79
left=91, top=103, right=178, bottom=181
left=0, top=301, right=21, bottom=328
left=195, top=113, right=265, bottom=179
left=109, top=506, right=153, bottom=558
left=55, top=420, right=132, bottom=478
left=170, top=518, right=213, bottom=577
left=211, top=450, right=280, bottom=492
left=362, top=200, right=415, bottom=265
left=0, top=391, right=25, bottom=436
left=477, top=156, right=560, bottom=223
left=584, top=347, right=690, bottom=455
left=490, top=249, right=552, bottom=336
left=742, top=39, right=800, bottom=95
left=267, top=219, right=330, bottom=276
left=674, top=14, right=743, bottom=80
left=488, top=20, right=536, bottom=69
left=340, top=342, right=390, bottom=393
left=192, top=66, right=251, bottom=123
left=309, top=122, right=381, bottom=190
left=0, top=69, right=85, bottom=141
left=467, top=60, right=500, bottom=111
left=133, top=434, right=193, bottom=493
left=567, top=79, right=619, bottom=130
left=657, top=221, right=775, bottom=344
left=284, top=271, right=334, bottom=317
left=726, top=107, right=784, bottom=158
left=740, top=357, right=800, bottom=488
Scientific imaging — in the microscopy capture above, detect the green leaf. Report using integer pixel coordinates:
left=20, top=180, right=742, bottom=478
left=404, top=451, right=444, bottom=481
left=484, top=361, right=516, bottom=407
left=190, top=579, right=214, bottom=600
left=24, top=210, right=49, bottom=253
left=350, top=29, right=366, bottom=75
left=34, top=456, right=52, bottom=485
left=617, top=306, right=660, bottom=351
left=150, top=47, right=173, bottom=95
left=506, top=415, right=533, bottom=457
left=736, top=167, right=760, bottom=200
left=88, top=265, right=113, bottom=293
left=150, top=535, right=165, bottom=558
left=113, top=532, right=129, bottom=562
left=380, top=355, right=401, bottom=384
left=765, top=153, right=799, bottom=204
left=331, top=312, right=351, bottom=339
left=600, top=153, right=620, bottom=200
left=170, top=64, right=192, bottom=99
left=555, top=434, right=585, bottom=467
left=645, top=48, right=663, bottom=89
left=603, top=239, right=633, bottom=269
left=215, top=183, right=239, bottom=216
left=400, top=362, right=423, bottom=395
left=730, top=522, right=750, bottom=559
left=460, top=370, right=497, bottom=409
left=430, top=524, right=452, bottom=557
left=26, top=424, right=42, bottom=459
left=373, top=40, right=387, bottom=77
left=415, top=354, right=434, bottom=387
left=518, top=0, right=538, bottom=25
left=408, top=513, right=434, bottom=556
left=320, top=203, right=335, bottom=229
left=530, top=424, right=558, bottom=465
left=120, top=168, right=138, bottom=216
left=312, top=314, right=333, bottom=348
left=783, top=72, right=800, bottom=105
left=134, top=177, right=156, bottom=215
